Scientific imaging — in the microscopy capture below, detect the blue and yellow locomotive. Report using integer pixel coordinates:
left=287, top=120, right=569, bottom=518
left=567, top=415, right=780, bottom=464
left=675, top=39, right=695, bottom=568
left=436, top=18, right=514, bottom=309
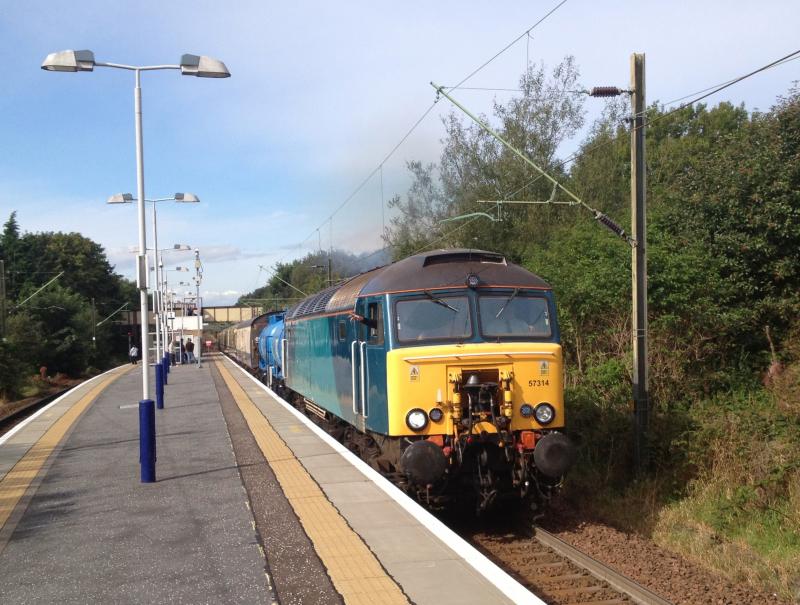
left=225, top=249, right=575, bottom=511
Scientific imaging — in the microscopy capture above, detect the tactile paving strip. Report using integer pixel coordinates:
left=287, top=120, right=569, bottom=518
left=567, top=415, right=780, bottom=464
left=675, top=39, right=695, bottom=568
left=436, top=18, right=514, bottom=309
left=215, top=361, right=409, bottom=605
left=0, top=367, right=129, bottom=532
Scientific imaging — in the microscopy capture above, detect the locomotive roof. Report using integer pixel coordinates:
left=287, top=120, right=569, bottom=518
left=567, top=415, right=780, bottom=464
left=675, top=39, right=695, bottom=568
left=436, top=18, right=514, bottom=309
left=286, top=249, right=550, bottom=321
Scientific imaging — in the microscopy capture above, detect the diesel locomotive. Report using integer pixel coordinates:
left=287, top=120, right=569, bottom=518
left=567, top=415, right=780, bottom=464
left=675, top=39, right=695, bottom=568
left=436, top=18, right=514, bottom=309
left=221, top=249, right=575, bottom=512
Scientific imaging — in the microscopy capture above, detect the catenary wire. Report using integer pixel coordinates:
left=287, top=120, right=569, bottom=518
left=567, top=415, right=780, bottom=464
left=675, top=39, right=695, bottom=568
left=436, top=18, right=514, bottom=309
left=266, top=0, right=570, bottom=282
left=501, top=47, right=800, bottom=202
left=449, top=0, right=569, bottom=91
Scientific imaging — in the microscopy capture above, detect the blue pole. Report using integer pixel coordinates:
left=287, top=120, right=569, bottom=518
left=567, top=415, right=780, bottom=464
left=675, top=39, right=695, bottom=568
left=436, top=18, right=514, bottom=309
left=162, top=356, right=168, bottom=385
left=155, top=364, right=164, bottom=409
left=139, top=399, right=156, bottom=482
left=164, top=353, right=170, bottom=375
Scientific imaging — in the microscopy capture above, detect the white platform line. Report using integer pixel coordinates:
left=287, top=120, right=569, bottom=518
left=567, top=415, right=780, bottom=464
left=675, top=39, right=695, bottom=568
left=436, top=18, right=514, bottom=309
left=225, top=355, right=546, bottom=605
left=0, top=365, right=126, bottom=446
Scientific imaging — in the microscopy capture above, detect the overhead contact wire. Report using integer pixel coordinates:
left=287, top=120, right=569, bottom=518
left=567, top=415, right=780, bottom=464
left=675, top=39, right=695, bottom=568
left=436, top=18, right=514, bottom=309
left=502, top=47, right=800, bottom=202
left=269, top=0, right=571, bottom=285
left=449, top=0, right=568, bottom=91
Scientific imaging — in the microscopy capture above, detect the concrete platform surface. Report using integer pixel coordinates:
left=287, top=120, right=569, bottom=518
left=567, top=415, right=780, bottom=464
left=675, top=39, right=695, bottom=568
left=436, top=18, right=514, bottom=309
left=0, top=355, right=545, bottom=605
left=0, top=363, right=272, bottom=605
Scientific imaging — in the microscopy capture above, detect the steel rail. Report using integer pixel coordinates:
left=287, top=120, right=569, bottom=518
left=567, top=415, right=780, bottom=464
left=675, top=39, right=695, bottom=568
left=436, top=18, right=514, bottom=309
left=0, top=387, right=74, bottom=433
left=534, top=528, right=674, bottom=605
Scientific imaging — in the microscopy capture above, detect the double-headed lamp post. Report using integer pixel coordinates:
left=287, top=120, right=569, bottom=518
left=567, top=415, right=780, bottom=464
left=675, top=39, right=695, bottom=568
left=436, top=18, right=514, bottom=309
left=43, top=50, right=229, bottom=482
left=161, top=246, right=192, bottom=355
left=193, top=249, right=204, bottom=366
left=108, top=193, right=200, bottom=361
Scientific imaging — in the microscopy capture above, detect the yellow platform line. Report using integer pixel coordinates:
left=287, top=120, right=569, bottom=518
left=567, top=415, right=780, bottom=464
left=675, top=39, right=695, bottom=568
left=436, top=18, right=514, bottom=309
left=215, top=361, right=409, bottom=605
left=0, top=367, right=129, bottom=531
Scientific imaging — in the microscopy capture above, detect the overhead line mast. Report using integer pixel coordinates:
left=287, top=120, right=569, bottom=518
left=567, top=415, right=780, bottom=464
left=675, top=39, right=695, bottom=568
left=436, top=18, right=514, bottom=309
left=433, top=52, right=650, bottom=473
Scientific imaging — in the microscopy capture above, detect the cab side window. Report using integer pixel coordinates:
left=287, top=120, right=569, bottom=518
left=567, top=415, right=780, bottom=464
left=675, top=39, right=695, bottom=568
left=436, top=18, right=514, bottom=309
left=367, top=302, right=384, bottom=345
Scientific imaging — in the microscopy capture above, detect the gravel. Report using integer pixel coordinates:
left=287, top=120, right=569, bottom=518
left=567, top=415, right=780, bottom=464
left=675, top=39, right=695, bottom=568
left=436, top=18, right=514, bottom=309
left=541, top=507, right=791, bottom=605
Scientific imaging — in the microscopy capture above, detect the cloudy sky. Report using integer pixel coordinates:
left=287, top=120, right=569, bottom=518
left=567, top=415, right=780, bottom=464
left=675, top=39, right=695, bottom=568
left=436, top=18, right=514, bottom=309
left=1, top=1, right=798, bottom=305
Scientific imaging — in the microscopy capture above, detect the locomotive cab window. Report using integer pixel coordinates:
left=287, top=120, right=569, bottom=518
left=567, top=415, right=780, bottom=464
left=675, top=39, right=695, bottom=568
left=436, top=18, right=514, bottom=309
left=366, top=302, right=383, bottom=345
left=395, top=295, right=472, bottom=343
left=478, top=293, right=552, bottom=339
left=338, top=320, right=347, bottom=341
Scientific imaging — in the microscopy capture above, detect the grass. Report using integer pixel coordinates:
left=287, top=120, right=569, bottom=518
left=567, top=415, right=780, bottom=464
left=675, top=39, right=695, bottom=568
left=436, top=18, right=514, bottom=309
left=654, top=489, right=800, bottom=600
left=564, top=362, right=800, bottom=601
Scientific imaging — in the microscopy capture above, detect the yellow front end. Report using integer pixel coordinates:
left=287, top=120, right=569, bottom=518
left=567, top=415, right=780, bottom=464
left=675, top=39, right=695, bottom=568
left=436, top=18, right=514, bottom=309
left=386, top=342, right=563, bottom=437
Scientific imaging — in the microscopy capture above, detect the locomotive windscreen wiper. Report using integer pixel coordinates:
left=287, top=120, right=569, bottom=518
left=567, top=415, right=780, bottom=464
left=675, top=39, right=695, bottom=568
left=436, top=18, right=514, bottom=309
left=495, top=288, right=519, bottom=318
left=424, top=290, right=458, bottom=312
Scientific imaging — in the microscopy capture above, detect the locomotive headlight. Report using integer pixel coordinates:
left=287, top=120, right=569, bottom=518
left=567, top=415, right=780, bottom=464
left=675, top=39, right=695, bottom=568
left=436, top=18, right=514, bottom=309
left=406, top=408, right=429, bottom=431
left=520, top=403, right=534, bottom=418
left=429, top=407, right=444, bottom=422
left=534, top=403, right=555, bottom=425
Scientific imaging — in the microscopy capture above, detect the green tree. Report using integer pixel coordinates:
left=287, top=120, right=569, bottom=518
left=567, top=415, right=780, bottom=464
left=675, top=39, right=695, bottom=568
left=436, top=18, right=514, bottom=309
left=387, top=58, right=586, bottom=261
left=239, top=248, right=391, bottom=310
left=12, top=284, right=95, bottom=376
left=1, top=215, right=138, bottom=381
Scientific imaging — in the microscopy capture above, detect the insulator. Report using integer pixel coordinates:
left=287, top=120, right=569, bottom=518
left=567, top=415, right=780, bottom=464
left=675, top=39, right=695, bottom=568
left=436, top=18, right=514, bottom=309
left=594, top=211, right=628, bottom=239
left=589, top=86, right=624, bottom=97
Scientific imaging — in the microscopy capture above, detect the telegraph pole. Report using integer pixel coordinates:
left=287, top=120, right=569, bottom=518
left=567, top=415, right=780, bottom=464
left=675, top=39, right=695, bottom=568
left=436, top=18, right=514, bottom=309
left=432, top=57, right=650, bottom=473
left=630, top=53, right=649, bottom=473
left=91, top=297, right=97, bottom=348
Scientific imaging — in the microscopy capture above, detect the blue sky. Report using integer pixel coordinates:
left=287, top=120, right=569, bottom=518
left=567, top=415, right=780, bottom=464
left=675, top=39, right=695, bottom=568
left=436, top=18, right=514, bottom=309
left=1, top=1, right=798, bottom=305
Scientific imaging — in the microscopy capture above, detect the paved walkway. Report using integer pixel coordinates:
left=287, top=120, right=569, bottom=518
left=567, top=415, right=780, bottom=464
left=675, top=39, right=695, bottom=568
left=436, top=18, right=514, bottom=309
left=0, top=363, right=271, bottom=604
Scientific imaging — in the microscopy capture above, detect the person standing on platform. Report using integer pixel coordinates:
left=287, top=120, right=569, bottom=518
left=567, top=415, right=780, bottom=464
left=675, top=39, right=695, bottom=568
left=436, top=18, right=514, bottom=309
left=129, top=345, right=139, bottom=365
left=186, top=338, right=196, bottom=363
left=180, top=340, right=186, bottom=364
left=171, top=340, right=178, bottom=366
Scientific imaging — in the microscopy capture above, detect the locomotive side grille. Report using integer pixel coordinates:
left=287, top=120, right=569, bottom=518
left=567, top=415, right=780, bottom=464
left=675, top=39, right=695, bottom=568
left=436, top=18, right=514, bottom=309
left=289, top=284, right=339, bottom=319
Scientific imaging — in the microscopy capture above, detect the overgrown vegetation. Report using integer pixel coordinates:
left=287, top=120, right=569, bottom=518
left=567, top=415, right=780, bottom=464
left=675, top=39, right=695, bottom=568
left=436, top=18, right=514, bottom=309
left=0, top=213, right=136, bottom=400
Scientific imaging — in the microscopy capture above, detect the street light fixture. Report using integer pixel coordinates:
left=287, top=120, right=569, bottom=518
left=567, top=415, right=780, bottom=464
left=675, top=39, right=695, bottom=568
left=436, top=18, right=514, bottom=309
left=45, top=48, right=229, bottom=483
left=40, top=50, right=96, bottom=72
left=42, top=51, right=231, bottom=78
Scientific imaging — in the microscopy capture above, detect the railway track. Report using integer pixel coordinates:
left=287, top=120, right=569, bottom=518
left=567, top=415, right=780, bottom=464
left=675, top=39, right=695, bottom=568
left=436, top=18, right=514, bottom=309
left=0, top=388, right=74, bottom=437
left=464, top=523, right=673, bottom=605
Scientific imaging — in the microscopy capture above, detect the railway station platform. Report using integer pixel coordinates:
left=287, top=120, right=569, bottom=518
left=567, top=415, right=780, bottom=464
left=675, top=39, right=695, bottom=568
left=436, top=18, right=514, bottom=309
left=0, top=353, right=543, bottom=605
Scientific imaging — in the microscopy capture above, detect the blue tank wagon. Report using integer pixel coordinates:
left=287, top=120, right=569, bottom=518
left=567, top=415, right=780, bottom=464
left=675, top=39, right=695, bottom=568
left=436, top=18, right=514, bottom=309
left=257, top=312, right=285, bottom=387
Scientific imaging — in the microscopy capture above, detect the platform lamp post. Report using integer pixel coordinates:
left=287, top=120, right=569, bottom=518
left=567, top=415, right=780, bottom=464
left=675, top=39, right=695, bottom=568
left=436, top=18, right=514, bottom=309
left=162, top=269, right=192, bottom=364
left=108, top=194, right=200, bottom=362
left=192, top=249, right=203, bottom=367
left=44, top=50, right=229, bottom=483
left=174, top=267, right=191, bottom=363
left=161, top=245, right=192, bottom=363
left=165, top=288, right=177, bottom=364
left=173, top=280, right=192, bottom=357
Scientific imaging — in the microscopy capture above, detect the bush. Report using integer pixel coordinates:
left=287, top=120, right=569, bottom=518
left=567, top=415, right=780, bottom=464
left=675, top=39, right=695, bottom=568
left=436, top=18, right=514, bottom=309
left=0, top=340, right=27, bottom=400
